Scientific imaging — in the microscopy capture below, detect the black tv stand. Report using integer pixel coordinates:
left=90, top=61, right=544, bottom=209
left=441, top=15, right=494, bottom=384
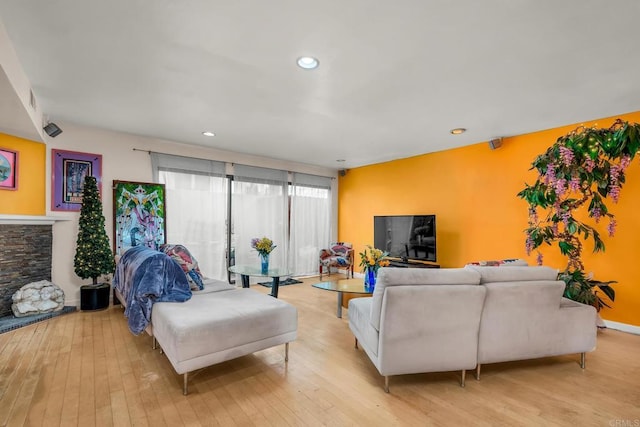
left=388, top=259, right=440, bottom=269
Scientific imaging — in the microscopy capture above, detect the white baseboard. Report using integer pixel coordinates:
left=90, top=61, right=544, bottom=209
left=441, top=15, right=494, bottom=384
left=602, top=319, right=640, bottom=335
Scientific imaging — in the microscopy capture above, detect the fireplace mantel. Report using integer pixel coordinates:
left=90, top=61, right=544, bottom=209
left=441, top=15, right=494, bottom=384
left=0, top=214, right=71, bottom=225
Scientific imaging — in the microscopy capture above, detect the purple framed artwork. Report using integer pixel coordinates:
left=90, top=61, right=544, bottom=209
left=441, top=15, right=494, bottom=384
left=51, top=149, right=102, bottom=211
left=0, top=148, right=18, bottom=190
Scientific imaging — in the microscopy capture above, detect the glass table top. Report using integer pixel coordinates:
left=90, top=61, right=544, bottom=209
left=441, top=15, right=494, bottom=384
left=312, top=278, right=374, bottom=294
left=228, top=265, right=291, bottom=278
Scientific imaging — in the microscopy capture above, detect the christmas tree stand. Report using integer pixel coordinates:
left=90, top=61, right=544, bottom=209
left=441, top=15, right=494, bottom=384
left=80, top=283, right=110, bottom=311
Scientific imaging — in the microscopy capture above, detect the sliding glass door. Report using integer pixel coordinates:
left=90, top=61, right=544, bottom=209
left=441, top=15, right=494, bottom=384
left=289, top=173, right=331, bottom=276
left=152, top=154, right=229, bottom=280
left=153, top=154, right=332, bottom=282
left=231, top=165, right=288, bottom=278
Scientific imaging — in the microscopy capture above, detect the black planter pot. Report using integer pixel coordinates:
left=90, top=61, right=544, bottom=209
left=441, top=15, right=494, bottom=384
left=80, top=283, right=110, bottom=311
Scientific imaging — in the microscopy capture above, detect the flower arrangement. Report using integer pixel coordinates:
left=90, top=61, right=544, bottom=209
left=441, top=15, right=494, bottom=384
left=251, top=237, right=276, bottom=256
left=359, top=245, right=390, bottom=274
left=517, top=119, right=640, bottom=310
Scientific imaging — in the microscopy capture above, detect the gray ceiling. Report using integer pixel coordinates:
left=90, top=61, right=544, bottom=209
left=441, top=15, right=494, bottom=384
left=1, top=1, right=640, bottom=169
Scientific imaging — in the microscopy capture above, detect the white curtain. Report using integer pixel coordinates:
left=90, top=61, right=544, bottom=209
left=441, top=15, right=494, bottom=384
left=232, top=165, right=288, bottom=277
left=151, top=153, right=228, bottom=281
left=289, top=173, right=332, bottom=276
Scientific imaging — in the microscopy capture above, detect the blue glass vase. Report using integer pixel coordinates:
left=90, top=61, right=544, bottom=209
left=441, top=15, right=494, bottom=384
left=365, top=268, right=376, bottom=291
left=260, top=253, right=270, bottom=274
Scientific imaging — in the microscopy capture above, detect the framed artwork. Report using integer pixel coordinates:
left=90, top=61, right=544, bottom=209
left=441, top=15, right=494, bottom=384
left=51, top=149, right=102, bottom=211
left=0, top=148, right=18, bottom=190
left=113, top=180, right=166, bottom=256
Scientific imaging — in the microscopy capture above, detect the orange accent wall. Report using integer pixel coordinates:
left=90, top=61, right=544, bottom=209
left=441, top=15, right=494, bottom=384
left=0, top=133, right=45, bottom=215
left=338, top=111, right=640, bottom=327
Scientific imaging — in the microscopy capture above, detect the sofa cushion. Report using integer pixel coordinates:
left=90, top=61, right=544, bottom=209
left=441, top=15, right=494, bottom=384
left=477, top=280, right=596, bottom=363
left=197, top=278, right=236, bottom=294
left=369, top=267, right=481, bottom=331
left=465, top=265, right=558, bottom=284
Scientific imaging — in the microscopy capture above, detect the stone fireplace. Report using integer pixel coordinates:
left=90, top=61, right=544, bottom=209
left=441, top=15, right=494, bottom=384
left=0, top=220, right=54, bottom=318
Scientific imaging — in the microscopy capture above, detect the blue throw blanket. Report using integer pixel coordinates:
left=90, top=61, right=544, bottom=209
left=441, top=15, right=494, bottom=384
left=113, top=246, right=192, bottom=335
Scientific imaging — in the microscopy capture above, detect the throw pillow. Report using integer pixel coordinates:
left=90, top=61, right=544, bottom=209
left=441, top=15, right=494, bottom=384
left=159, top=244, right=205, bottom=290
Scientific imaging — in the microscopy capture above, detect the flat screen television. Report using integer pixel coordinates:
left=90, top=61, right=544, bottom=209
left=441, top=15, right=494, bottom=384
left=374, top=215, right=436, bottom=263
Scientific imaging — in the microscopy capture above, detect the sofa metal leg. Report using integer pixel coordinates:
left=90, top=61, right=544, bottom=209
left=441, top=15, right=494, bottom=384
left=476, top=364, right=481, bottom=380
left=354, top=338, right=358, bottom=349
left=183, top=372, right=189, bottom=395
left=285, top=342, right=289, bottom=362
left=152, top=336, right=157, bottom=350
left=384, top=376, right=390, bottom=393
left=580, top=352, right=585, bottom=369
left=460, top=369, right=466, bottom=387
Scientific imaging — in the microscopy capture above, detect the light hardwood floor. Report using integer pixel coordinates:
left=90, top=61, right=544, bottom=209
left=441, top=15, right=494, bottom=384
left=1, top=277, right=639, bottom=426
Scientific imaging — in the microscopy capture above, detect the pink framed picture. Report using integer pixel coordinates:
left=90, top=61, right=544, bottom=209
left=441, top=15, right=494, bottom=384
left=0, top=148, right=18, bottom=190
left=51, top=149, right=102, bottom=211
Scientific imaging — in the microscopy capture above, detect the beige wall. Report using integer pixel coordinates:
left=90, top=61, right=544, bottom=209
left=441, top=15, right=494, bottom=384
left=47, top=122, right=337, bottom=306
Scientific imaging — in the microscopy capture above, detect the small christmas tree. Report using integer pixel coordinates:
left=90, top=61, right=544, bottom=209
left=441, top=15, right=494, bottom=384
left=74, top=176, right=115, bottom=285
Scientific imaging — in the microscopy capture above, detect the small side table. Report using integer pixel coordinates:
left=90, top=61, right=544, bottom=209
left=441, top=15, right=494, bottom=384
left=80, top=283, right=111, bottom=311
left=312, top=278, right=374, bottom=318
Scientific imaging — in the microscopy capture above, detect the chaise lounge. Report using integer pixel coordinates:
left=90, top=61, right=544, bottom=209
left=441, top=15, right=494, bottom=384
left=114, top=246, right=298, bottom=394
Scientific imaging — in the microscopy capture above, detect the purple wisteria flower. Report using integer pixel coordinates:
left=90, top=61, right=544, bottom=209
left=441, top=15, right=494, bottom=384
left=544, top=164, right=556, bottom=185
left=568, top=175, right=581, bottom=192
left=610, top=163, right=622, bottom=184
left=525, top=235, right=534, bottom=255
left=554, top=178, right=567, bottom=197
left=536, top=251, right=544, bottom=266
left=590, top=206, right=602, bottom=223
left=584, top=157, right=595, bottom=173
left=609, top=185, right=621, bottom=203
left=559, top=146, right=574, bottom=166
left=607, top=218, right=617, bottom=237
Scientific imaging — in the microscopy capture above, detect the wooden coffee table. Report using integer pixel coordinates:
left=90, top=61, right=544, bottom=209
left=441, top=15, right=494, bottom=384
left=312, top=278, right=374, bottom=318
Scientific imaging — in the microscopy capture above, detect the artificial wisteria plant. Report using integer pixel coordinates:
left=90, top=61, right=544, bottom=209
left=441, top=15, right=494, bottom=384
left=517, top=119, right=640, bottom=310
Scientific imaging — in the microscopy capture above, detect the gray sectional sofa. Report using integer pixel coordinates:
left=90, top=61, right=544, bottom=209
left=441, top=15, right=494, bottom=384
left=348, top=266, right=597, bottom=392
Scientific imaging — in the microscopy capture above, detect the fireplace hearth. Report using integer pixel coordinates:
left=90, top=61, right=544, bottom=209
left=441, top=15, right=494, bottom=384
left=0, top=223, right=53, bottom=318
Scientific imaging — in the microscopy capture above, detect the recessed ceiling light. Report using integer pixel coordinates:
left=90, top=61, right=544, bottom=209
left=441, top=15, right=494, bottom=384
left=336, top=159, right=345, bottom=163
left=450, top=128, right=466, bottom=135
left=297, top=56, right=319, bottom=70
left=202, top=131, right=215, bottom=137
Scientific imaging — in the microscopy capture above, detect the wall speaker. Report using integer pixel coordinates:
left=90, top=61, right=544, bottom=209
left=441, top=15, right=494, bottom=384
left=339, top=169, right=347, bottom=177
left=43, top=122, right=63, bottom=137
left=488, top=138, right=502, bottom=150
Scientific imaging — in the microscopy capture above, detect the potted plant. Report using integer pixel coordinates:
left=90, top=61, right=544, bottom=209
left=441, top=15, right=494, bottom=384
left=518, top=119, right=640, bottom=311
left=74, top=175, right=115, bottom=310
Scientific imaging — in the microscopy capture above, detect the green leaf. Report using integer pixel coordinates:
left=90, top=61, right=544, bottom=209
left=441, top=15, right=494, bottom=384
left=558, top=241, right=574, bottom=255
left=594, top=282, right=616, bottom=302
